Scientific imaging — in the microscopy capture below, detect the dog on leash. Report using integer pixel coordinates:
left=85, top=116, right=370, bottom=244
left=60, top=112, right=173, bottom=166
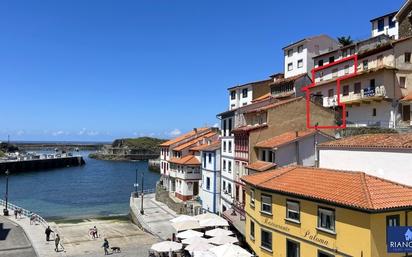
left=111, top=246, right=121, bottom=253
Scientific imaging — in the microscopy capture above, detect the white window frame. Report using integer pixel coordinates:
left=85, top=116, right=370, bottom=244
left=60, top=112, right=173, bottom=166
left=297, top=59, right=303, bottom=68
left=318, top=207, right=336, bottom=233
left=250, top=189, right=255, bottom=207
left=288, top=62, right=293, bottom=71
left=261, top=194, right=272, bottom=215
left=286, top=200, right=300, bottom=222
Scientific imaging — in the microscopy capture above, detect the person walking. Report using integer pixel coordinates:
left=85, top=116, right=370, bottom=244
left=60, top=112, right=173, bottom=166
left=14, top=209, right=18, bottom=219
left=93, top=226, right=98, bottom=239
left=102, top=238, right=110, bottom=255
left=54, top=234, right=60, bottom=252
left=45, top=226, right=53, bottom=241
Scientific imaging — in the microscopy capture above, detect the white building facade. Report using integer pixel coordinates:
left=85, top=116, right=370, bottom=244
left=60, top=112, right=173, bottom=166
left=217, top=110, right=235, bottom=213
left=309, top=35, right=409, bottom=128
left=283, top=35, right=339, bottom=79
left=318, top=133, right=412, bottom=186
left=199, top=142, right=221, bottom=213
left=371, top=11, right=399, bottom=39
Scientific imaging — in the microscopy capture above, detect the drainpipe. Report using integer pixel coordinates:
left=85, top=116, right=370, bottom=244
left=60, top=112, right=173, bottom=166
left=213, top=151, right=217, bottom=213
left=295, top=131, right=300, bottom=165
left=406, top=209, right=410, bottom=257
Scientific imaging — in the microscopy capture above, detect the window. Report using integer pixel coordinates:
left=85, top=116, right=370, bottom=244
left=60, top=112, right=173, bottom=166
left=350, top=47, right=355, bottom=55
left=372, top=108, right=377, bottom=117
left=342, top=50, right=347, bottom=58
left=230, top=91, right=236, bottom=100
left=286, top=201, right=300, bottom=222
left=318, top=251, right=334, bottom=257
left=343, top=85, right=349, bottom=96
left=250, top=220, right=255, bottom=240
left=377, top=18, right=384, bottom=32
left=223, top=180, right=226, bottom=191
left=329, top=56, right=335, bottom=63
left=354, top=82, right=361, bottom=94
left=228, top=183, right=232, bottom=194
left=250, top=189, right=255, bottom=206
left=288, top=49, right=293, bottom=57
left=208, top=153, right=212, bottom=163
left=223, top=160, right=226, bottom=170
left=242, top=88, right=248, bottom=98
left=261, top=229, right=272, bottom=251
left=261, top=194, right=272, bottom=214
left=288, top=63, right=293, bottom=71
left=346, top=111, right=349, bottom=118
left=228, top=161, right=232, bottom=172
left=318, top=59, right=324, bottom=67
left=363, top=60, right=369, bottom=70
left=328, top=89, right=334, bottom=98
left=405, top=52, right=411, bottom=63
left=297, top=45, right=303, bottom=53
left=387, top=215, right=400, bottom=227
left=203, top=153, right=207, bottom=168
left=228, top=141, right=232, bottom=153
left=287, top=240, right=300, bottom=257
left=297, top=59, right=303, bottom=68
left=400, top=76, right=407, bottom=88
left=223, top=141, right=227, bottom=152
left=318, top=208, right=335, bottom=232
left=389, top=15, right=396, bottom=28
left=206, top=177, right=210, bottom=190
left=370, top=79, right=375, bottom=89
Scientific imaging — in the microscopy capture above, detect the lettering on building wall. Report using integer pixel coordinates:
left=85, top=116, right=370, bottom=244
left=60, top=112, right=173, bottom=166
left=263, top=218, right=290, bottom=232
left=303, top=230, right=329, bottom=247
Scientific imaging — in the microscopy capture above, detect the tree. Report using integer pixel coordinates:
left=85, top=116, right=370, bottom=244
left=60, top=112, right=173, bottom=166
left=337, top=36, right=353, bottom=46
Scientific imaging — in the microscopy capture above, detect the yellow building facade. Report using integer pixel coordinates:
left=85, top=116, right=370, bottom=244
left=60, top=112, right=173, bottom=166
left=241, top=166, right=412, bottom=257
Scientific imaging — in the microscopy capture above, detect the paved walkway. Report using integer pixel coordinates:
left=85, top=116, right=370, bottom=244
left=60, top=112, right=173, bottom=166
left=1, top=214, right=66, bottom=257
left=130, top=193, right=177, bottom=240
left=0, top=216, right=37, bottom=257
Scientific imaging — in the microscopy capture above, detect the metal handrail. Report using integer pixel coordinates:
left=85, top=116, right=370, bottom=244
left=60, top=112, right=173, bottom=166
left=0, top=199, right=48, bottom=228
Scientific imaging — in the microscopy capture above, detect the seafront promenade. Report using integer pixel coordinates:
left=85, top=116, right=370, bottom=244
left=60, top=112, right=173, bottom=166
left=130, top=193, right=177, bottom=240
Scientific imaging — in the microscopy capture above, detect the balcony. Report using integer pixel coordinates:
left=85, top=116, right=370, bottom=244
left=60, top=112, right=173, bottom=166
left=341, top=85, right=386, bottom=104
left=175, top=171, right=201, bottom=180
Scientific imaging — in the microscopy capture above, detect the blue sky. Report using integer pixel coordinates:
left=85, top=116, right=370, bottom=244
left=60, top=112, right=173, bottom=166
left=0, top=0, right=402, bottom=142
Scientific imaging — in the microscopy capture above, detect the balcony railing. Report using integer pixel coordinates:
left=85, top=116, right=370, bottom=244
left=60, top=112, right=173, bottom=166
left=341, top=85, right=386, bottom=104
left=175, top=171, right=201, bottom=180
left=346, top=120, right=394, bottom=128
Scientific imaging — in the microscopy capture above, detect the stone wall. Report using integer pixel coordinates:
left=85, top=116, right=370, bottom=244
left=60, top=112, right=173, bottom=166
left=398, top=5, right=412, bottom=38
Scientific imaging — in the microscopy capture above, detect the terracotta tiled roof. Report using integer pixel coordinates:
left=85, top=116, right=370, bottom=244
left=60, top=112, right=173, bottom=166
left=232, top=124, right=268, bottom=133
left=169, top=155, right=200, bottom=165
left=245, top=161, right=276, bottom=172
left=173, top=132, right=218, bottom=151
left=244, top=97, right=303, bottom=114
left=160, top=128, right=210, bottom=147
left=190, top=141, right=221, bottom=152
left=241, top=166, right=412, bottom=211
left=270, top=73, right=307, bottom=87
left=318, top=133, right=412, bottom=150
left=401, top=92, right=412, bottom=102
left=227, top=78, right=272, bottom=90
left=255, top=130, right=321, bottom=149
left=251, top=93, right=271, bottom=103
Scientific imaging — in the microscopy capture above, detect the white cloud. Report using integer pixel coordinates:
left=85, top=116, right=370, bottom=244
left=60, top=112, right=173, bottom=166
left=78, top=128, right=87, bottom=135
left=16, top=130, right=25, bottom=136
left=52, top=130, right=65, bottom=136
left=87, top=131, right=99, bottom=136
left=213, top=123, right=219, bottom=128
left=168, top=128, right=181, bottom=137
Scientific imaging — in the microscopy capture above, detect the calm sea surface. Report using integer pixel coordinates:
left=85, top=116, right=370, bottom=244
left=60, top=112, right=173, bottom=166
left=0, top=151, right=160, bottom=220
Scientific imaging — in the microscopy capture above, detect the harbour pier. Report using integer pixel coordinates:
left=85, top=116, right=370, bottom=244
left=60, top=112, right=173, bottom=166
left=0, top=156, right=85, bottom=173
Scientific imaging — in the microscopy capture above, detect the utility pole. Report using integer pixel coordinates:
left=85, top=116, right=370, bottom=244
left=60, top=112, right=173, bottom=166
left=3, top=170, right=10, bottom=216
left=140, top=170, right=144, bottom=215
left=135, top=168, right=138, bottom=193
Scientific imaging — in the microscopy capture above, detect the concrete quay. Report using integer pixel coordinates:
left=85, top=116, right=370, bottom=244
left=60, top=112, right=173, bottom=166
left=130, top=193, right=177, bottom=240
left=0, top=216, right=36, bottom=257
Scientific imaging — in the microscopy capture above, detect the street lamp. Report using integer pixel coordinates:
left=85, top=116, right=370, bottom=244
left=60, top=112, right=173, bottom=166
left=3, top=169, right=10, bottom=216
left=140, top=169, right=144, bottom=215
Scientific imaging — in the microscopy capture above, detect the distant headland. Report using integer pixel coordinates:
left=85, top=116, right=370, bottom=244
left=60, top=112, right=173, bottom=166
left=88, top=137, right=166, bottom=161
